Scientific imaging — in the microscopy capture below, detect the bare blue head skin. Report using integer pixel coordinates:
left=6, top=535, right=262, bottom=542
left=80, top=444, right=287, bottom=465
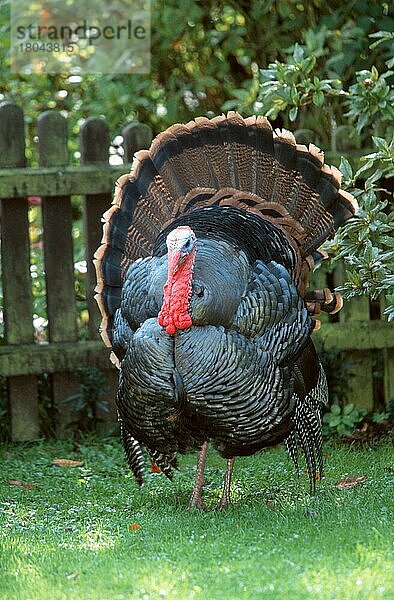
left=166, top=226, right=197, bottom=274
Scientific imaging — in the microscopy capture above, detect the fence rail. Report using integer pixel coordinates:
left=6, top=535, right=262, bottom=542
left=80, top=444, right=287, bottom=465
left=0, top=101, right=393, bottom=441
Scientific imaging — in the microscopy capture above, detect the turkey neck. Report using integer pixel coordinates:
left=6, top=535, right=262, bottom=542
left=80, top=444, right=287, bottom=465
left=158, top=243, right=196, bottom=335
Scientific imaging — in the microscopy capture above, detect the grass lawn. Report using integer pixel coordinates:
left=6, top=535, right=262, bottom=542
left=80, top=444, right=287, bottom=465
left=0, top=437, right=393, bottom=600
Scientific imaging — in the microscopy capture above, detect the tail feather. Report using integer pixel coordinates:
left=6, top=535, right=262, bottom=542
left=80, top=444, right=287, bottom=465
left=284, top=430, right=300, bottom=476
left=173, top=121, right=221, bottom=190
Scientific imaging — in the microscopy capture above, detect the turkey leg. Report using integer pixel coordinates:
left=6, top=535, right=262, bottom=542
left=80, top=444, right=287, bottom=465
left=216, top=458, right=234, bottom=510
left=188, top=440, right=209, bottom=511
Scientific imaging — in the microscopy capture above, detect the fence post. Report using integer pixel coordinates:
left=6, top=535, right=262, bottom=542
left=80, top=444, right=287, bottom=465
left=382, top=296, right=394, bottom=408
left=122, top=122, right=152, bottom=163
left=38, top=111, right=79, bottom=437
left=80, top=117, right=111, bottom=340
left=334, top=264, right=374, bottom=410
left=0, top=102, right=39, bottom=440
left=80, top=117, right=119, bottom=429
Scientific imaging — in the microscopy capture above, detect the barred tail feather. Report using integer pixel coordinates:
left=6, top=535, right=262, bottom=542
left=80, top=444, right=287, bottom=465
left=120, top=419, right=145, bottom=486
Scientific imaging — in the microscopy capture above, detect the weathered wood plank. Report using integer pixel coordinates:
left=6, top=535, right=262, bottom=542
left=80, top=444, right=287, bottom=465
left=0, top=341, right=114, bottom=376
left=0, top=103, right=32, bottom=344
left=8, top=375, right=40, bottom=441
left=41, top=196, right=78, bottom=341
left=38, top=111, right=79, bottom=437
left=38, top=111, right=78, bottom=343
left=342, top=296, right=374, bottom=410
left=80, top=118, right=111, bottom=339
left=97, top=369, right=119, bottom=435
left=38, top=111, right=68, bottom=168
left=0, top=165, right=126, bottom=198
left=383, top=349, right=394, bottom=406
left=0, top=102, right=39, bottom=440
left=0, top=102, right=26, bottom=167
left=122, top=122, right=152, bottom=162
left=326, top=263, right=374, bottom=409
left=0, top=198, right=34, bottom=344
left=315, top=321, right=394, bottom=351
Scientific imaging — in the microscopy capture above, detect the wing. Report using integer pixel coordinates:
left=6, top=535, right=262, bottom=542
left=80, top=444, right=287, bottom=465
left=285, top=341, right=329, bottom=491
left=111, top=256, right=166, bottom=360
left=233, top=260, right=312, bottom=362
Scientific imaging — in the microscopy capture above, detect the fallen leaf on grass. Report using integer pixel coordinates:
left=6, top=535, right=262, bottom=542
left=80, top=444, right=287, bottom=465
left=52, top=459, right=84, bottom=468
left=128, top=523, right=142, bottom=531
left=150, top=461, right=161, bottom=473
left=335, top=475, right=367, bottom=489
left=6, top=480, right=37, bottom=490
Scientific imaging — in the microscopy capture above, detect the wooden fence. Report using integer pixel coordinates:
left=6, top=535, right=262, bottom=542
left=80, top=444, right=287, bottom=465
left=0, top=102, right=152, bottom=440
left=0, top=102, right=393, bottom=441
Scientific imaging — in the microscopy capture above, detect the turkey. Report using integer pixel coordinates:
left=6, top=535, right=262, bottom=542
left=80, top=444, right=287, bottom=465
left=94, top=112, right=357, bottom=509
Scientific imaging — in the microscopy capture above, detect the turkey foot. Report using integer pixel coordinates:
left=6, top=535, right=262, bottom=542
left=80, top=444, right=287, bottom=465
left=216, top=458, right=234, bottom=511
left=188, top=441, right=208, bottom=511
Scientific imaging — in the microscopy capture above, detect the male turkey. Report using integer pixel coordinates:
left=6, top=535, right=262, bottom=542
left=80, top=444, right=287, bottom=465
left=95, top=112, right=357, bottom=509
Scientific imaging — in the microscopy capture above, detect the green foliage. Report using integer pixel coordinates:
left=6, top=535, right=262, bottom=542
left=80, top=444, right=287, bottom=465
left=323, top=403, right=367, bottom=437
left=371, top=410, right=390, bottom=424
left=369, top=30, right=394, bottom=68
left=324, top=138, right=394, bottom=319
left=355, top=135, right=394, bottom=183
left=344, top=67, right=394, bottom=135
left=254, top=44, right=342, bottom=123
left=249, top=29, right=393, bottom=147
left=63, top=367, right=109, bottom=433
left=1, top=1, right=392, bottom=144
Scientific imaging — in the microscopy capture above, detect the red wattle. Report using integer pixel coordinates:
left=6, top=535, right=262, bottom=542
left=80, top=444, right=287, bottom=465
left=158, top=247, right=195, bottom=334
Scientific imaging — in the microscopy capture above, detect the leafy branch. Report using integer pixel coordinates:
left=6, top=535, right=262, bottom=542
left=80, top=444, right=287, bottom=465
left=324, top=137, right=394, bottom=320
left=256, top=44, right=343, bottom=122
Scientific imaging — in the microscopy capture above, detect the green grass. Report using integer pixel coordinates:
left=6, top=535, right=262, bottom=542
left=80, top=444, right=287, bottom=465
left=0, top=438, right=393, bottom=600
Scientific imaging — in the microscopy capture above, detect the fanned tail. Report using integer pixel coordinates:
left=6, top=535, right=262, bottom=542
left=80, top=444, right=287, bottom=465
left=94, top=112, right=358, bottom=349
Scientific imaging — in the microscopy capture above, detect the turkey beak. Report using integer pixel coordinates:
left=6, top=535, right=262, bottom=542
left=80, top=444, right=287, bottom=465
left=168, top=249, right=185, bottom=275
left=173, top=255, right=187, bottom=274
